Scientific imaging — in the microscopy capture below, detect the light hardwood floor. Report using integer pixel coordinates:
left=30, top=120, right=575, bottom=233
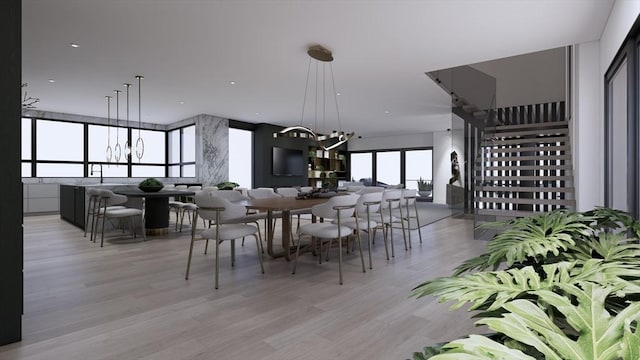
left=0, top=212, right=487, bottom=360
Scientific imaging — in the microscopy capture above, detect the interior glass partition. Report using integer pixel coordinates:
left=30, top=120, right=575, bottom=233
left=608, top=59, right=628, bottom=212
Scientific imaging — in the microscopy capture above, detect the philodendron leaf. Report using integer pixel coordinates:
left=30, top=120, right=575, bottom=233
left=428, top=335, right=536, bottom=360
left=620, top=318, right=640, bottom=359
left=478, top=283, right=640, bottom=360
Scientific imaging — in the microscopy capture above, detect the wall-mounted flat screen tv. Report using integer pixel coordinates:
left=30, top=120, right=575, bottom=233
left=272, top=147, right=305, bottom=176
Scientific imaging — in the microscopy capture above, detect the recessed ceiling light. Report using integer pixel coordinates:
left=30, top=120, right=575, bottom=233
left=180, top=101, right=185, bottom=105
left=48, top=79, right=55, bottom=83
left=336, top=92, right=341, bottom=96
left=70, top=43, right=79, bottom=48
left=255, top=112, right=260, bottom=115
left=384, top=110, right=390, bottom=114
left=229, top=81, right=236, bottom=85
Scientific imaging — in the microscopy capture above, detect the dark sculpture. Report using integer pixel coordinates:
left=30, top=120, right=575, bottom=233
left=449, top=150, right=460, bottom=185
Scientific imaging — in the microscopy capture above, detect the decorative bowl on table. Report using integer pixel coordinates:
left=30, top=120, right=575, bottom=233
left=138, top=177, right=164, bottom=192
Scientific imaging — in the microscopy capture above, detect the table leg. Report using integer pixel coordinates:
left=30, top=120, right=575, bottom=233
left=144, top=197, right=170, bottom=235
left=266, top=210, right=275, bottom=258
left=281, top=210, right=292, bottom=261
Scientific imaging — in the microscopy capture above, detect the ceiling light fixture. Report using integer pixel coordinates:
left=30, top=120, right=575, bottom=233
left=113, top=89, right=122, bottom=163
left=48, top=79, right=55, bottom=83
left=124, top=83, right=132, bottom=159
left=70, top=43, right=79, bottom=48
left=134, top=75, right=145, bottom=161
left=105, top=96, right=112, bottom=163
left=229, top=81, right=236, bottom=85
left=278, top=44, right=354, bottom=151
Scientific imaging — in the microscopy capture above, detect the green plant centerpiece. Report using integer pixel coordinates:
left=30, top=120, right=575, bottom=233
left=411, top=207, right=640, bottom=360
left=417, top=177, right=432, bottom=198
left=216, top=181, right=239, bottom=190
left=138, top=177, right=164, bottom=192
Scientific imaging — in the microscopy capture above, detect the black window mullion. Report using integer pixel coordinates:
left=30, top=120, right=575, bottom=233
left=30, top=118, right=36, bottom=177
left=83, top=123, right=89, bottom=177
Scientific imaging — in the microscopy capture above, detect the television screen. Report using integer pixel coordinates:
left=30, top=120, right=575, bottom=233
left=272, top=147, right=305, bottom=176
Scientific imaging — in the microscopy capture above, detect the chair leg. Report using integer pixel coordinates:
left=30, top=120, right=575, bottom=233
left=215, top=240, right=220, bottom=289
left=185, top=232, right=197, bottom=280
left=338, top=236, right=343, bottom=285
left=100, top=213, right=107, bottom=248
left=291, top=234, right=304, bottom=274
left=204, top=239, right=209, bottom=254
left=141, top=214, right=146, bottom=241
left=231, top=239, right=236, bottom=267
left=388, top=224, right=395, bottom=258
left=367, top=225, right=373, bottom=270
left=255, top=235, right=264, bottom=274
left=84, top=197, right=93, bottom=238
left=382, top=225, right=390, bottom=260
left=356, top=231, right=366, bottom=273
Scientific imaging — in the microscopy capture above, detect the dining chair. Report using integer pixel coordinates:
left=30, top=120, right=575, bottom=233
left=95, top=189, right=145, bottom=247
left=335, top=192, right=383, bottom=269
left=378, top=189, right=407, bottom=258
left=84, top=188, right=126, bottom=241
left=398, top=189, right=423, bottom=248
left=248, top=187, right=283, bottom=240
left=177, top=185, right=202, bottom=232
left=292, top=194, right=364, bottom=285
left=276, top=187, right=309, bottom=233
left=169, top=185, right=188, bottom=230
left=186, top=192, right=264, bottom=289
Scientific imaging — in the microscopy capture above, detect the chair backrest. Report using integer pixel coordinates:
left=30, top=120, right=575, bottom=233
left=380, top=189, right=402, bottom=210
left=163, top=184, right=176, bottom=190
left=175, top=185, right=188, bottom=190
left=248, top=188, right=281, bottom=199
left=402, top=189, right=417, bottom=206
left=195, top=192, right=247, bottom=222
left=98, top=189, right=127, bottom=207
left=358, top=186, right=385, bottom=194
left=357, top=192, right=382, bottom=214
left=276, top=187, right=299, bottom=197
left=187, top=185, right=202, bottom=191
left=202, top=186, right=218, bottom=192
left=300, top=186, right=313, bottom=193
left=212, top=189, right=249, bottom=202
left=312, top=194, right=359, bottom=220
left=346, top=185, right=365, bottom=193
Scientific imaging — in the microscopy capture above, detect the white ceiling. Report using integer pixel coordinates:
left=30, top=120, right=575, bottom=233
left=22, top=0, right=613, bottom=137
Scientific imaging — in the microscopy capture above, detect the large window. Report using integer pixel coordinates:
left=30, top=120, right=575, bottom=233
left=350, top=148, right=433, bottom=191
left=376, top=151, right=401, bottom=186
left=405, top=149, right=433, bottom=190
left=350, top=152, right=372, bottom=184
left=168, top=125, right=196, bottom=178
left=229, top=128, right=253, bottom=188
left=35, top=120, right=84, bottom=177
left=22, top=118, right=31, bottom=177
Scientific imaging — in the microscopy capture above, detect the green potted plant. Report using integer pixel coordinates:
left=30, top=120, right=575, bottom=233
left=411, top=207, right=640, bottom=359
left=417, top=177, right=432, bottom=198
left=138, top=177, right=164, bottom=192
left=216, top=181, right=239, bottom=190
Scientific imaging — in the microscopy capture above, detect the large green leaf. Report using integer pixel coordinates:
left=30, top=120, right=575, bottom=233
left=478, top=283, right=640, bottom=360
left=457, top=210, right=591, bottom=275
left=412, top=260, right=640, bottom=312
left=568, top=232, right=640, bottom=263
left=428, top=335, right=536, bottom=360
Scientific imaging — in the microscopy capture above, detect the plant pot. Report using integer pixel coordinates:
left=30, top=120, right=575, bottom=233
left=139, top=185, right=164, bottom=192
left=418, top=190, right=432, bottom=198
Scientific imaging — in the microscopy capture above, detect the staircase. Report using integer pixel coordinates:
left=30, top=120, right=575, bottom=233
left=474, top=118, right=575, bottom=226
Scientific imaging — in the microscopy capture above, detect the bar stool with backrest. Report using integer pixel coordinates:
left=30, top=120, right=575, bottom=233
left=292, top=194, right=365, bottom=285
left=95, top=189, right=145, bottom=247
left=185, top=190, right=264, bottom=289
left=84, top=187, right=126, bottom=241
left=169, top=185, right=188, bottom=230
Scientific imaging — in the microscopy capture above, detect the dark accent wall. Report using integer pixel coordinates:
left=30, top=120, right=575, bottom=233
left=1, top=0, right=23, bottom=345
left=253, top=123, right=309, bottom=188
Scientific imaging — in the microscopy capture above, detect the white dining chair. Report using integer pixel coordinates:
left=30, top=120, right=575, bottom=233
left=378, top=189, right=407, bottom=258
left=95, top=189, right=145, bottom=247
left=84, top=188, right=126, bottom=241
left=335, top=191, right=382, bottom=269
left=186, top=192, right=264, bottom=289
left=292, top=194, right=364, bottom=285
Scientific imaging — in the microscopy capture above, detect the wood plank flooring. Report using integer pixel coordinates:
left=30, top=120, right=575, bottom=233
left=0, top=212, right=488, bottom=360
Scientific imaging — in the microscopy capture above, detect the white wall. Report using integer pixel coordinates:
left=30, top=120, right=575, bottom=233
left=471, top=47, right=566, bottom=108
left=348, top=132, right=434, bottom=151
left=571, top=0, right=640, bottom=211
left=572, top=41, right=604, bottom=211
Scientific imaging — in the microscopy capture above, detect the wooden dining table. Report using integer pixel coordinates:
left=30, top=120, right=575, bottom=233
left=239, top=196, right=331, bottom=260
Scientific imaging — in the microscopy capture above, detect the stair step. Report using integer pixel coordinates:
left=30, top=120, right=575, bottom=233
left=476, top=154, right=572, bottom=163
left=483, top=175, right=572, bottom=181
left=486, top=121, right=569, bottom=132
left=476, top=208, right=568, bottom=218
left=477, top=196, right=575, bottom=207
left=485, top=145, right=570, bottom=154
left=485, top=127, right=569, bottom=139
left=473, top=111, right=487, bottom=119
left=480, top=164, right=573, bottom=172
left=482, top=136, right=569, bottom=146
left=476, top=186, right=575, bottom=193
